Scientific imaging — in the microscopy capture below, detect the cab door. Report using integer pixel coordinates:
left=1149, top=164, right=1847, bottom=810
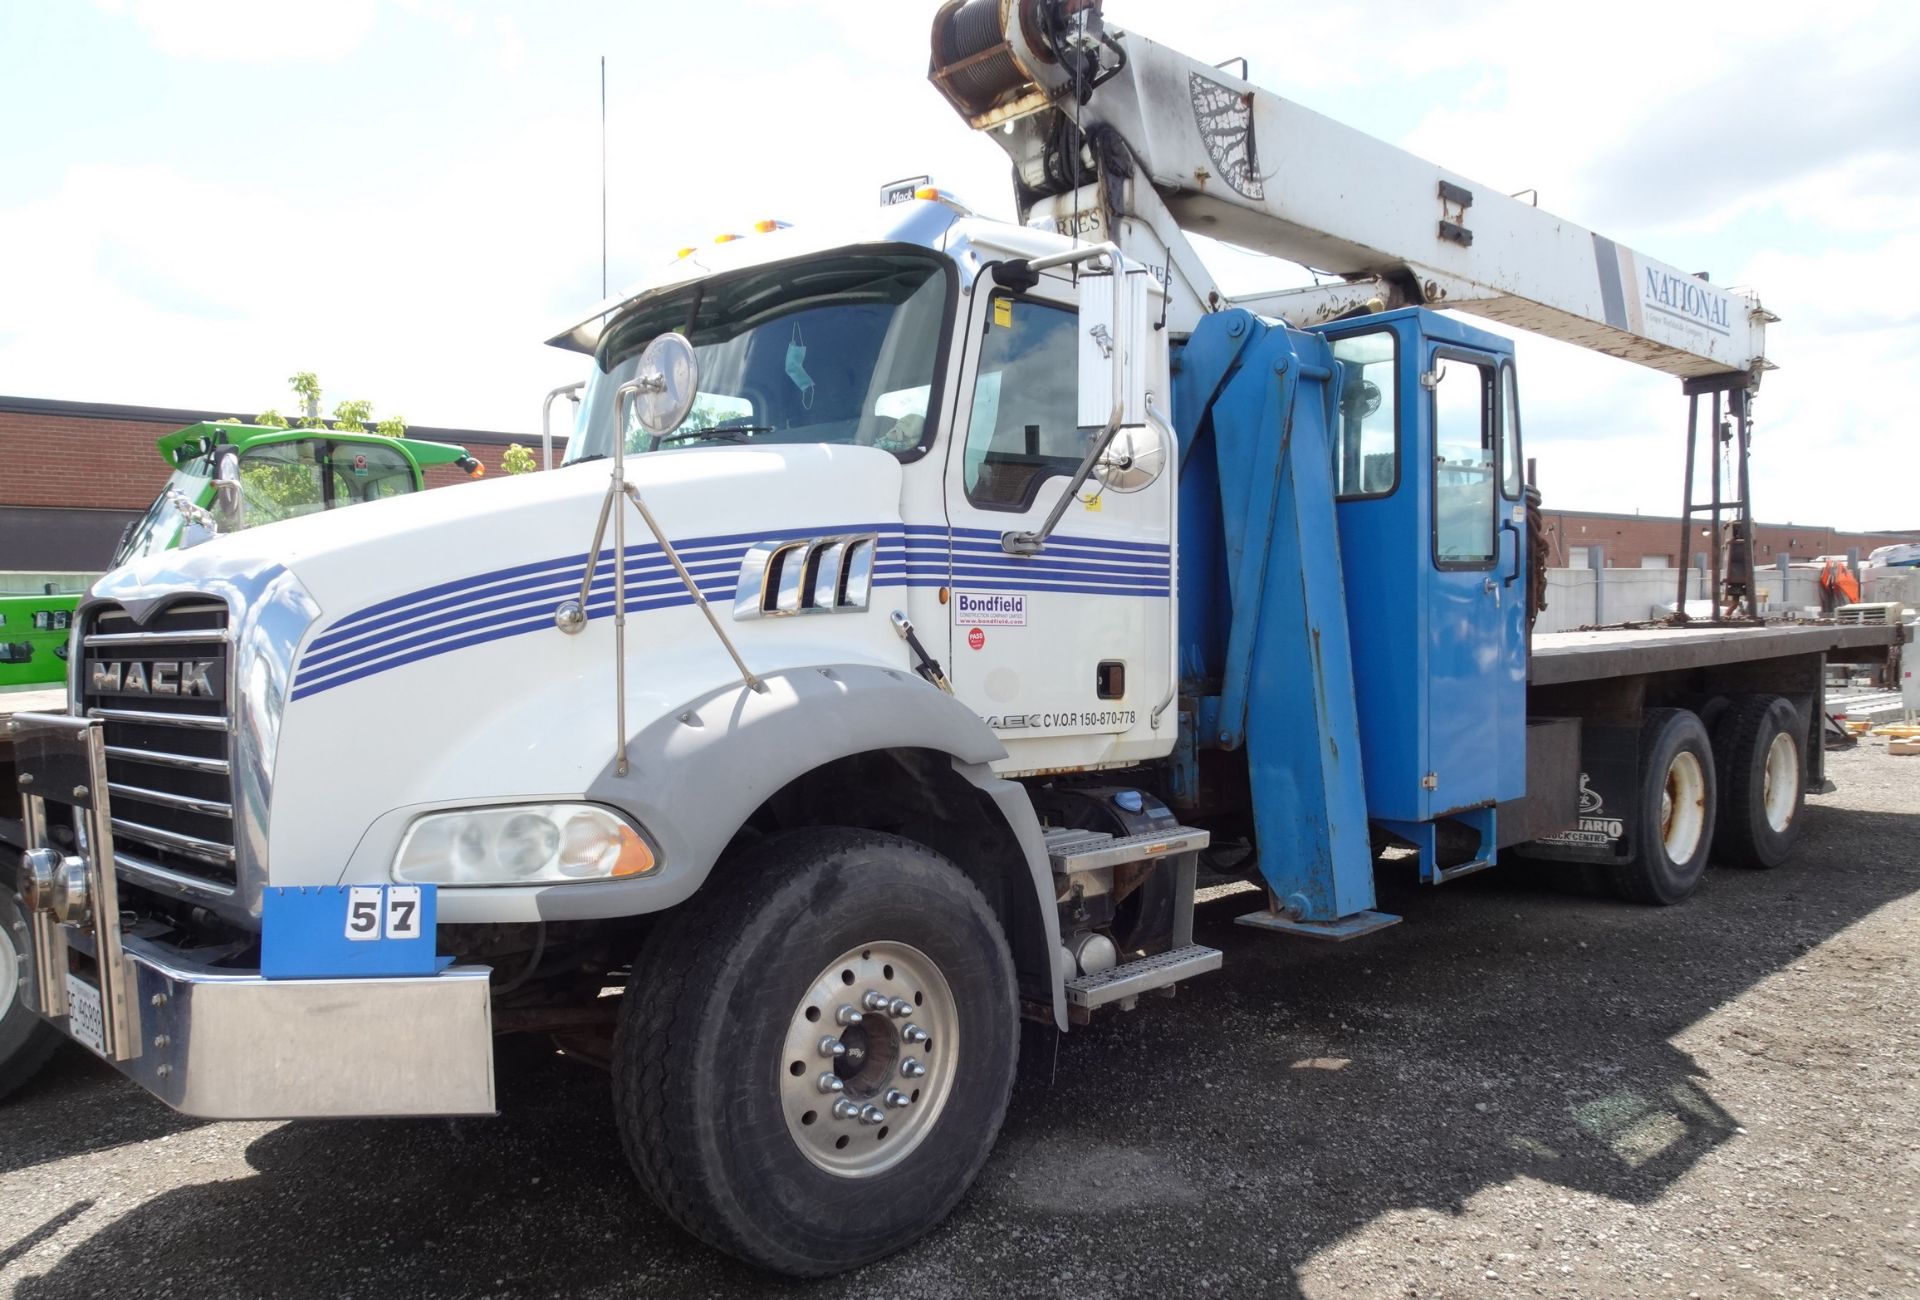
left=1426, top=343, right=1511, bottom=808
left=940, top=267, right=1174, bottom=772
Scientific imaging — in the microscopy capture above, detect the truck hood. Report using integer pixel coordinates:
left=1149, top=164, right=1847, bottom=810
left=102, top=442, right=905, bottom=610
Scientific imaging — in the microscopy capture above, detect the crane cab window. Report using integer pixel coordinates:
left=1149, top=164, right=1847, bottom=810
left=963, top=294, right=1083, bottom=510
left=1329, top=331, right=1398, bottom=498
left=1432, top=357, right=1497, bottom=568
left=1499, top=364, right=1523, bottom=499
left=237, top=438, right=420, bottom=527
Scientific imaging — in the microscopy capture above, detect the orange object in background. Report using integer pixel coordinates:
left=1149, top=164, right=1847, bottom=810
left=1820, top=560, right=1861, bottom=606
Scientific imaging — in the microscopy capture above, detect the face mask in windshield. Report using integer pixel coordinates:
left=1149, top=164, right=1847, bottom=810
left=785, top=323, right=816, bottom=411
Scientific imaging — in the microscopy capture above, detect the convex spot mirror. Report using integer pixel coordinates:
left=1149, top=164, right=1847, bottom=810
left=619, top=332, right=701, bottom=447
left=1092, top=424, right=1165, bottom=493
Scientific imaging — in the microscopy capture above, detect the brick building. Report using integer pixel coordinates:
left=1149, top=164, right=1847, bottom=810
left=1540, top=508, right=1920, bottom=570
left=1, top=395, right=563, bottom=572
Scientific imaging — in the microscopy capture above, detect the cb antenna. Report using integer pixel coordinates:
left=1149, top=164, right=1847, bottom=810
left=600, top=55, right=608, bottom=300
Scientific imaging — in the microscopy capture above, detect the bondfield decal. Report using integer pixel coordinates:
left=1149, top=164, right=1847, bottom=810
left=954, top=591, right=1026, bottom=626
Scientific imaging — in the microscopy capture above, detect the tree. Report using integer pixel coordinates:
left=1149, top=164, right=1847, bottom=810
left=501, top=444, right=538, bottom=475
left=233, top=374, right=405, bottom=439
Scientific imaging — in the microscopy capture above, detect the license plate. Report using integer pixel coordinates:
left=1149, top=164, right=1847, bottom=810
left=64, top=973, right=107, bottom=1056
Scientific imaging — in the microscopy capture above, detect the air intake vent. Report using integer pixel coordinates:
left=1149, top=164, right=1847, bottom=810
left=733, top=534, right=877, bottom=619
left=1836, top=602, right=1903, bottom=626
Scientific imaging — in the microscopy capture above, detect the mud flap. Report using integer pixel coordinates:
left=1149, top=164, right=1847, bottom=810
left=1516, top=723, right=1640, bottom=864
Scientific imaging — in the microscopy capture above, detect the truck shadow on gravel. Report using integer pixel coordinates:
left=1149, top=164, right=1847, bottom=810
left=0, top=1050, right=206, bottom=1180
left=10, top=797, right=1919, bottom=1299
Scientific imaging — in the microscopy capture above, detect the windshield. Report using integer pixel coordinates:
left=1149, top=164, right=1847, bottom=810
left=114, top=462, right=214, bottom=566
left=566, top=249, right=951, bottom=462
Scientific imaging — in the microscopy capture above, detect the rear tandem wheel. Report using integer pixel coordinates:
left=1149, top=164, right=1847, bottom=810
left=1607, top=707, right=1717, bottom=906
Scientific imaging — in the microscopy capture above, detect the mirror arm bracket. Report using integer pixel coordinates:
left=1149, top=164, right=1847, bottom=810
left=1001, top=407, right=1124, bottom=556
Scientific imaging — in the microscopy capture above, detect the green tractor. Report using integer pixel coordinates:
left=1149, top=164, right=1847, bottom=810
left=0, top=423, right=484, bottom=689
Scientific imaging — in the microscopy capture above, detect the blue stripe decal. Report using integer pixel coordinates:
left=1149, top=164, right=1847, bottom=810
left=290, top=522, right=1171, bottom=700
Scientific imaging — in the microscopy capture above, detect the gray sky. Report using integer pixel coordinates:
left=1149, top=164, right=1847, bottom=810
left=3, top=1, right=1914, bottom=527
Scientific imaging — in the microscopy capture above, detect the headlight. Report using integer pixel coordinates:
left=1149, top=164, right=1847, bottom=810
left=394, top=804, right=657, bottom=886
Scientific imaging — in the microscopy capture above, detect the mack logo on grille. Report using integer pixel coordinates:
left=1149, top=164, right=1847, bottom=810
left=88, top=659, right=220, bottom=698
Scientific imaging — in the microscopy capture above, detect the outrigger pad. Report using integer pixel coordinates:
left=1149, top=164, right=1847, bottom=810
left=1234, top=908, right=1402, bottom=941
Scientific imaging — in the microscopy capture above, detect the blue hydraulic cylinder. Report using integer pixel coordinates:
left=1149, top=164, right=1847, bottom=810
left=1171, top=312, right=1377, bottom=923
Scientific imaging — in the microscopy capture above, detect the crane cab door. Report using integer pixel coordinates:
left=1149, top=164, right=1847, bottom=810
left=938, top=267, right=1176, bottom=774
left=1315, top=310, right=1525, bottom=821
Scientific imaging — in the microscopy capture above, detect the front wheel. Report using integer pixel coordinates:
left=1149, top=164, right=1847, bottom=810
left=0, top=892, right=64, bottom=1103
left=1608, top=708, right=1717, bottom=905
left=611, top=828, right=1019, bottom=1276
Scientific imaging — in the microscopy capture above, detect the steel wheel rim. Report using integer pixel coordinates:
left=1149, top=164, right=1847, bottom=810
left=1762, top=731, right=1799, bottom=833
left=1661, top=750, right=1707, bottom=863
left=780, top=940, right=959, bottom=1178
left=0, top=919, right=18, bottom=1023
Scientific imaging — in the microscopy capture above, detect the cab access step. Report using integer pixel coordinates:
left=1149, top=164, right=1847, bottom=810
left=1045, top=824, right=1222, bottom=1019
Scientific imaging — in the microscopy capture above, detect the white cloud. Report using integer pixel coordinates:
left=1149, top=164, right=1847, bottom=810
left=95, top=0, right=377, bottom=61
left=15, top=0, right=1919, bottom=529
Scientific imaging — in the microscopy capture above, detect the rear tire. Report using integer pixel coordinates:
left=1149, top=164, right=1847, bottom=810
left=1608, top=708, right=1716, bottom=905
left=1712, top=695, right=1805, bottom=869
left=611, top=828, right=1019, bottom=1277
left=0, top=892, right=64, bottom=1103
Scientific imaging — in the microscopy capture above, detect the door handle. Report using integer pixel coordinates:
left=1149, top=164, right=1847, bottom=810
left=1499, top=519, right=1522, bottom=588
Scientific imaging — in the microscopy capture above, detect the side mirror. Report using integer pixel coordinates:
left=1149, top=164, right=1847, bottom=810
left=212, top=448, right=243, bottom=530
left=1076, top=262, right=1152, bottom=431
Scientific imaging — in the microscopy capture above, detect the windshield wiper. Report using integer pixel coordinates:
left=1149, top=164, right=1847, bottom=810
left=656, top=424, right=775, bottom=446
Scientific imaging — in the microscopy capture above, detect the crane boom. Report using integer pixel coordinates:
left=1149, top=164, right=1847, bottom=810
left=930, top=1, right=1773, bottom=387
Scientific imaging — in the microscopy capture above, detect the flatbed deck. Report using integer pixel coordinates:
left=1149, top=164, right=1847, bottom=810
left=1531, top=622, right=1902, bottom=687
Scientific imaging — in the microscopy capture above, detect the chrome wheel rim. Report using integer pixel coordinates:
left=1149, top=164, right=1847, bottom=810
left=0, top=919, right=19, bottom=1023
left=1661, top=750, right=1707, bottom=863
left=779, top=941, right=959, bottom=1178
left=1762, top=731, right=1799, bottom=833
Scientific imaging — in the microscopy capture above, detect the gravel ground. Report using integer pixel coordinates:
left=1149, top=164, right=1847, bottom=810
left=2, top=743, right=1916, bottom=1299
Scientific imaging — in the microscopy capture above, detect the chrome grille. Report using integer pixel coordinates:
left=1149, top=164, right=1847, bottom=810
left=80, top=601, right=236, bottom=892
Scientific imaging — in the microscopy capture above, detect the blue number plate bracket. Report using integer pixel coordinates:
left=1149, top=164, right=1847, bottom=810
left=261, top=884, right=447, bottom=980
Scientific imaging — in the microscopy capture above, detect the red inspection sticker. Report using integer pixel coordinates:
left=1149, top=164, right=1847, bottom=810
left=967, top=627, right=985, bottom=651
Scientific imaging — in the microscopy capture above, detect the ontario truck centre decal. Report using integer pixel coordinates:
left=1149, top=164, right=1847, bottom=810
left=1538, top=772, right=1625, bottom=848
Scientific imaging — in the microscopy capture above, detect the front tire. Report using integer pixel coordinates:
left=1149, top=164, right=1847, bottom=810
left=1608, top=708, right=1717, bottom=905
left=611, top=828, right=1019, bottom=1276
left=1712, top=695, right=1805, bottom=869
left=0, top=891, right=64, bottom=1103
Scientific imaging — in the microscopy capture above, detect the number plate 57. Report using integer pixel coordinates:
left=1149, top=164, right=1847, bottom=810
left=345, top=885, right=424, bottom=941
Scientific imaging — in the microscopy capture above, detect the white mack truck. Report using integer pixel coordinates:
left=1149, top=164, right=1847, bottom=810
left=3, top=0, right=1900, bottom=1277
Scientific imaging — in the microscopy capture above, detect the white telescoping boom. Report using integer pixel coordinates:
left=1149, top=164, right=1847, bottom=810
left=930, top=1, right=1774, bottom=388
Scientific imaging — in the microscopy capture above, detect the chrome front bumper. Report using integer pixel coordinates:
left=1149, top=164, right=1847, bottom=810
left=11, top=711, right=495, bottom=1119
left=82, top=936, right=495, bottom=1119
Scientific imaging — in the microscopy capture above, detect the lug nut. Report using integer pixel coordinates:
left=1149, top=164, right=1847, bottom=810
left=900, top=1058, right=927, bottom=1078
left=816, top=1072, right=845, bottom=1094
left=859, top=1104, right=886, bottom=1126
left=884, top=1089, right=912, bottom=1108
left=831, top=1098, right=863, bottom=1121
left=887, top=997, right=914, bottom=1018
left=835, top=1004, right=864, bottom=1026
left=902, top=1024, right=930, bottom=1045
left=818, top=1036, right=847, bottom=1058
left=861, top=990, right=891, bottom=1012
